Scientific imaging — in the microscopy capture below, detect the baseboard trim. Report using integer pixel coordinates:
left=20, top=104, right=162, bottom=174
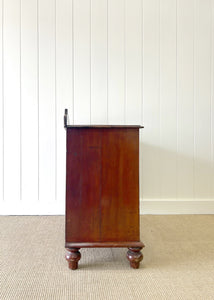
left=140, top=200, right=214, bottom=214
left=1, top=200, right=214, bottom=215
left=0, top=202, right=65, bottom=215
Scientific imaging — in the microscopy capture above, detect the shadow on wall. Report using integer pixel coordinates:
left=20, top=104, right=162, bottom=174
left=139, top=142, right=213, bottom=200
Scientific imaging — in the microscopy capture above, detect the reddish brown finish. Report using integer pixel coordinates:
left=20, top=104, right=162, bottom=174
left=66, top=241, right=144, bottom=248
left=65, top=125, right=144, bottom=269
left=66, top=129, right=101, bottom=242
left=66, top=125, right=144, bottom=128
left=100, top=128, right=139, bottom=241
left=126, top=247, right=143, bottom=269
left=65, top=248, right=81, bottom=270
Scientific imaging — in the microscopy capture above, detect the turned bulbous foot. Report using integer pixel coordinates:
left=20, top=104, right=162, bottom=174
left=65, top=248, right=81, bottom=270
left=126, top=247, right=143, bottom=269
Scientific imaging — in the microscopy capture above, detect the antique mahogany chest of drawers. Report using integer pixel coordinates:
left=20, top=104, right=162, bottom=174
left=64, top=109, right=144, bottom=269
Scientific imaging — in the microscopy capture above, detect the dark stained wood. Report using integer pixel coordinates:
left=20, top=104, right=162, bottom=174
left=100, top=128, right=140, bottom=242
left=64, top=108, right=68, bottom=128
left=65, top=115, right=144, bottom=269
left=65, top=248, right=81, bottom=270
left=65, top=241, right=144, bottom=248
left=66, top=125, right=144, bottom=128
left=66, top=129, right=101, bottom=242
left=126, top=247, right=144, bottom=269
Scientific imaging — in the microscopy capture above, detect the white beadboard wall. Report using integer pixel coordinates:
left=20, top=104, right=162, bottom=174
left=0, top=0, right=214, bottom=215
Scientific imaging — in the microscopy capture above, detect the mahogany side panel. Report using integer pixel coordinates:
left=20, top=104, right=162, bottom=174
left=100, top=128, right=140, bottom=242
left=66, top=128, right=101, bottom=242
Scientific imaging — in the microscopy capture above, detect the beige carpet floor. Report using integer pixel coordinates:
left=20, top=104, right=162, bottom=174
left=1, top=215, right=214, bottom=300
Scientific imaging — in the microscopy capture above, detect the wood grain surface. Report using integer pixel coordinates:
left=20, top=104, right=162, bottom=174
left=66, top=127, right=140, bottom=244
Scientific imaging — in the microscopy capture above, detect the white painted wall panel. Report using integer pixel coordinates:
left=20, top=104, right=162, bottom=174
left=141, top=0, right=161, bottom=201
left=0, top=0, right=3, bottom=204
left=125, top=0, right=142, bottom=125
left=194, top=0, right=212, bottom=200
left=212, top=0, right=214, bottom=201
left=21, top=0, right=38, bottom=203
left=108, top=0, right=125, bottom=124
left=3, top=0, right=21, bottom=204
left=0, top=0, right=214, bottom=214
left=38, top=0, right=56, bottom=204
left=55, top=0, right=72, bottom=207
left=73, top=0, right=91, bottom=124
left=91, top=0, right=108, bottom=124
left=177, top=0, right=194, bottom=200
left=159, top=0, right=177, bottom=200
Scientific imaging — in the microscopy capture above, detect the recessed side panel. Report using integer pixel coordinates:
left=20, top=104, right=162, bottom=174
left=66, top=129, right=101, bottom=242
left=100, top=128, right=140, bottom=242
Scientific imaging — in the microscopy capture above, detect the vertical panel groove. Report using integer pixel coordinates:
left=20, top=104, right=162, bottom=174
left=210, top=0, right=214, bottom=198
left=1, top=0, right=4, bottom=201
left=106, top=0, right=108, bottom=124
left=124, top=0, right=126, bottom=124
left=211, top=0, right=213, bottom=167
left=55, top=0, right=57, bottom=201
left=158, top=0, right=161, bottom=200
left=90, top=0, right=91, bottom=124
left=193, top=0, right=196, bottom=200
left=175, top=0, right=178, bottom=201
left=72, top=0, right=74, bottom=124
left=141, top=0, right=143, bottom=125
left=209, top=0, right=212, bottom=200
left=37, top=0, right=39, bottom=201
left=20, top=0, right=22, bottom=201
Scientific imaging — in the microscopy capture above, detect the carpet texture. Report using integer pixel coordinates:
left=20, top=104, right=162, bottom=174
left=1, top=215, right=214, bottom=300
